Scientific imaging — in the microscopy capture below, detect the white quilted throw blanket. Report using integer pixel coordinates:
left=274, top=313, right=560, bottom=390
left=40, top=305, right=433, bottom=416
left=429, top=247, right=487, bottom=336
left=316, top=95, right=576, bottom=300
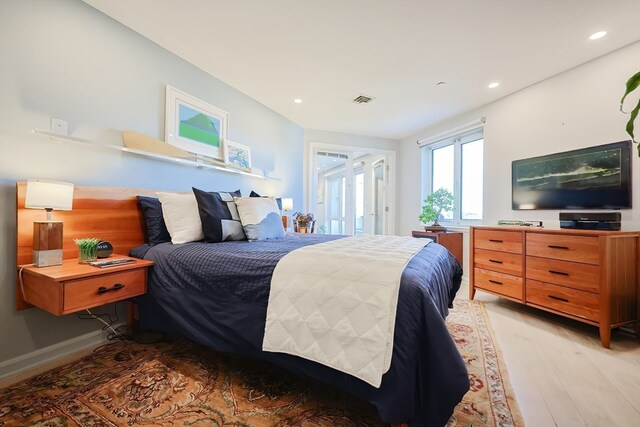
left=262, top=235, right=430, bottom=387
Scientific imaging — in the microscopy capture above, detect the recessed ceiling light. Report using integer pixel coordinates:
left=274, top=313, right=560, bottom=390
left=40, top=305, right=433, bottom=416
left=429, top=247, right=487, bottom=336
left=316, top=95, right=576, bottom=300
left=589, top=31, right=607, bottom=40
left=488, top=82, right=500, bottom=89
left=294, top=98, right=302, bottom=104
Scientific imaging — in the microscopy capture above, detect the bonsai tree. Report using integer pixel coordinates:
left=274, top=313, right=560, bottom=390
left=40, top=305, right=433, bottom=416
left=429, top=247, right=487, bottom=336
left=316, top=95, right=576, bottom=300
left=419, top=188, right=454, bottom=227
left=620, top=71, right=639, bottom=157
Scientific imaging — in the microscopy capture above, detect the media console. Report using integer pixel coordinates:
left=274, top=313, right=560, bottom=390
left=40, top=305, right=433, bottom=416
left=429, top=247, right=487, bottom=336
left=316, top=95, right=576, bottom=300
left=469, top=225, right=639, bottom=348
left=559, top=211, right=621, bottom=230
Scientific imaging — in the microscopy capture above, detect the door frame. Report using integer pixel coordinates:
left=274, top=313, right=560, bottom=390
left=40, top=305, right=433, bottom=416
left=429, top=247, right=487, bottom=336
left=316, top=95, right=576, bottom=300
left=307, top=142, right=396, bottom=235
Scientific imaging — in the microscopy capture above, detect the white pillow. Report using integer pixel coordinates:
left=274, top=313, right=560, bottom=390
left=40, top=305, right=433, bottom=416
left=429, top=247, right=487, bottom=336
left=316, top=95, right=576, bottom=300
left=156, top=192, right=204, bottom=244
left=235, top=197, right=285, bottom=241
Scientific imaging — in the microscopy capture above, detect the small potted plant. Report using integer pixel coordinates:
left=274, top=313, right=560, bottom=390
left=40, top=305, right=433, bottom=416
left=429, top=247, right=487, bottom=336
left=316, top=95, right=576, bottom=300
left=293, top=212, right=315, bottom=233
left=74, top=237, right=100, bottom=263
left=419, top=188, right=454, bottom=232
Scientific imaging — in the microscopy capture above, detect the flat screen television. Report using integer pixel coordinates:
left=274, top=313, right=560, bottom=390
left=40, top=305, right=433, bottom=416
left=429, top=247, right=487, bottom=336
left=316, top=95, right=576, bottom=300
left=512, top=140, right=632, bottom=210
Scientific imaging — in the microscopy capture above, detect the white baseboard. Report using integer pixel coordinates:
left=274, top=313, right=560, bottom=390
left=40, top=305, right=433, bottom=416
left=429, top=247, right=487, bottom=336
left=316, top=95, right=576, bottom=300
left=0, top=322, right=125, bottom=380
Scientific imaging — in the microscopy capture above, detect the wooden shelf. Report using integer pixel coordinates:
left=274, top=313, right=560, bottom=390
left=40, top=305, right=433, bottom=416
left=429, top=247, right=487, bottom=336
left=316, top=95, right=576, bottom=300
left=32, top=129, right=279, bottom=181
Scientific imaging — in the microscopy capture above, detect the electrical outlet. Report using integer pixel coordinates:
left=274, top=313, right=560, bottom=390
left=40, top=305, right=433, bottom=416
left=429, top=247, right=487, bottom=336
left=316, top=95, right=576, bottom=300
left=51, top=118, right=68, bottom=135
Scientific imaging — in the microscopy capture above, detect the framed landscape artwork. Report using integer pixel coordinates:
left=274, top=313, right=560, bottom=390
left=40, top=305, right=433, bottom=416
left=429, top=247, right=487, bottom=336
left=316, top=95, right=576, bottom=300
left=165, top=85, right=229, bottom=160
left=224, top=140, right=252, bottom=171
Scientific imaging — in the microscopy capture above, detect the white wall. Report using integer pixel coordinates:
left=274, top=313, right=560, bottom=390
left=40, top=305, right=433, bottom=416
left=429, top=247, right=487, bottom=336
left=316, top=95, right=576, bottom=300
left=0, top=0, right=303, bottom=366
left=398, top=42, right=640, bottom=277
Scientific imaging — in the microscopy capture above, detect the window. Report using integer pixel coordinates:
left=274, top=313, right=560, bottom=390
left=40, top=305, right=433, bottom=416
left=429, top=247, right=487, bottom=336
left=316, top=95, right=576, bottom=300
left=422, top=128, right=483, bottom=223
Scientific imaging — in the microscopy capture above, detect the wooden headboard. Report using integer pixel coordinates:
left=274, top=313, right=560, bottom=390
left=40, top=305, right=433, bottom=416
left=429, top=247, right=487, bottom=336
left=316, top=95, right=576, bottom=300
left=16, top=182, right=156, bottom=310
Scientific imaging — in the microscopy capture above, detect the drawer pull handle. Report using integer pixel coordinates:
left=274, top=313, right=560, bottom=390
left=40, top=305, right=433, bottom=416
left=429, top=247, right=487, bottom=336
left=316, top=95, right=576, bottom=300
left=488, top=279, right=503, bottom=285
left=489, top=239, right=503, bottom=243
left=548, top=295, right=569, bottom=303
left=548, top=245, right=569, bottom=250
left=489, top=259, right=503, bottom=264
left=548, top=270, right=569, bottom=276
left=97, top=283, right=125, bottom=294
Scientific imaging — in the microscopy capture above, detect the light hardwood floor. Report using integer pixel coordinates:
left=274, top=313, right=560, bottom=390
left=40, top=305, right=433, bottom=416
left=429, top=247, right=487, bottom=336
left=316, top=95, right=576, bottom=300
left=461, top=282, right=640, bottom=427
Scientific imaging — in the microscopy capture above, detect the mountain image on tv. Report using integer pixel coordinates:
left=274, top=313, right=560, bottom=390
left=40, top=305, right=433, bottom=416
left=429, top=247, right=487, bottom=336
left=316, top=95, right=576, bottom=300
left=515, top=148, right=621, bottom=191
left=178, top=104, right=220, bottom=147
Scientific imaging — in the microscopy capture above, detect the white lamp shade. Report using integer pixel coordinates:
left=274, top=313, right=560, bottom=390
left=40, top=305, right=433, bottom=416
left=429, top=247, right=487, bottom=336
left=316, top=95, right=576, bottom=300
left=25, top=179, right=74, bottom=211
left=281, top=198, right=293, bottom=211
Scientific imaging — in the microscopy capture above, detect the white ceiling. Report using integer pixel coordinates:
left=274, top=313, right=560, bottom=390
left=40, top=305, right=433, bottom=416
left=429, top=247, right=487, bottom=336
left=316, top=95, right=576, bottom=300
left=84, top=0, right=640, bottom=140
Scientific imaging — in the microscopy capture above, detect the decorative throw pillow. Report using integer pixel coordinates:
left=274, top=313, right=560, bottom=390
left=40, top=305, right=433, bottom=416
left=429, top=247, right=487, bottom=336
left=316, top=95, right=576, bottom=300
left=136, top=196, right=171, bottom=246
left=192, top=187, right=246, bottom=242
left=156, top=192, right=204, bottom=244
left=249, top=190, right=283, bottom=211
left=235, top=196, right=285, bottom=241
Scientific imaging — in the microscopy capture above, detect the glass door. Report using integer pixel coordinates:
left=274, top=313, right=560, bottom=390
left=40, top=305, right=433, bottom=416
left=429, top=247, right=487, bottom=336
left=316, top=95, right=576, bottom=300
left=313, top=150, right=353, bottom=235
left=372, top=159, right=386, bottom=235
left=310, top=144, right=394, bottom=236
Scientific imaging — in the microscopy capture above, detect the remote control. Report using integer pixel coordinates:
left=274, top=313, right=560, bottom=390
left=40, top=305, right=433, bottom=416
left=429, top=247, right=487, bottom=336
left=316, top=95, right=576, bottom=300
left=88, top=258, right=135, bottom=268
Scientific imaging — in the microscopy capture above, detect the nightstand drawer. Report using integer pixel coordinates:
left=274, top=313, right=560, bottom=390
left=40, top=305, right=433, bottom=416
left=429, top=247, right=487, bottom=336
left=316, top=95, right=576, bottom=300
left=63, top=269, right=146, bottom=313
left=474, top=248, right=522, bottom=275
left=526, top=256, right=600, bottom=293
left=474, top=268, right=522, bottom=300
left=526, top=233, right=599, bottom=265
left=526, top=279, right=599, bottom=322
left=474, top=229, right=523, bottom=254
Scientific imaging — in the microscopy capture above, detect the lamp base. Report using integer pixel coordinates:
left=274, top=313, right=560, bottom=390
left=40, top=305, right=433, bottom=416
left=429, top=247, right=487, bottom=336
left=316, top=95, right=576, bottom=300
left=282, top=215, right=289, bottom=231
left=33, top=221, right=63, bottom=267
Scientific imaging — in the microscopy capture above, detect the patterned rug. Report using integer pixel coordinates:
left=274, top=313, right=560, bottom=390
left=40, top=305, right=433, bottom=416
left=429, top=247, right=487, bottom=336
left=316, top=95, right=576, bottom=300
left=0, top=300, right=523, bottom=427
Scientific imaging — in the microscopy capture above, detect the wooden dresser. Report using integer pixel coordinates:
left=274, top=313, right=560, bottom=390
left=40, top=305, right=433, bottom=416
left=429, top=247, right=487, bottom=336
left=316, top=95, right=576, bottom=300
left=469, top=226, right=639, bottom=348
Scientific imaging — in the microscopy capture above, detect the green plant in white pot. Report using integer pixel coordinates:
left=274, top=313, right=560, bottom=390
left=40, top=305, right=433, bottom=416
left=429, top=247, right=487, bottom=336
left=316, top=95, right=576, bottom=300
left=419, top=188, right=454, bottom=231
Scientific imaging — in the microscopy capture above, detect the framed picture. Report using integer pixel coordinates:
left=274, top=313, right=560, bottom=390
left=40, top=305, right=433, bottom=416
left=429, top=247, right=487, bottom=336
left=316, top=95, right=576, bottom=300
left=224, top=140, right=252, bottom=171
left=165, top=85, right=229, bottom=160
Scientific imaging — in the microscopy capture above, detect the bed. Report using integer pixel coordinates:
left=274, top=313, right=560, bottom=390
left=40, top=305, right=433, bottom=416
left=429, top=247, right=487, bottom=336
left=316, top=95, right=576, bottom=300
left=131, top=233, right=468, bottom=427
left=15, top=182, right=469, bottom=427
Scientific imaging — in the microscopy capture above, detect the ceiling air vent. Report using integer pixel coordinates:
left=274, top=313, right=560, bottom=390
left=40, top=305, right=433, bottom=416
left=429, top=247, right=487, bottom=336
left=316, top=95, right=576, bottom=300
left=352, top=94, right=374, bottom=104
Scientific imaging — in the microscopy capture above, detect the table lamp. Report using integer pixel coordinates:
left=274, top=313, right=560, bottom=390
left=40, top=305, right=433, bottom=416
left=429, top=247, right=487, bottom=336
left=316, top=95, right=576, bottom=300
left=281, top=197, right=293, bottom=230
left=25, top=179, right=74, bottom=267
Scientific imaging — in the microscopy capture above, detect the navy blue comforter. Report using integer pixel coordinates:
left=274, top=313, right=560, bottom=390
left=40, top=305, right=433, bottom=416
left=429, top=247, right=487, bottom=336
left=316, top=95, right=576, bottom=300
left=132, top=234, right=468, bottom=427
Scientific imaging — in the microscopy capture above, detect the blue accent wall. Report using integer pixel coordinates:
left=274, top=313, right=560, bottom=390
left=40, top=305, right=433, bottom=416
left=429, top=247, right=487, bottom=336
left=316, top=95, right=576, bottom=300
left=0, top=0, right=303, bottom=365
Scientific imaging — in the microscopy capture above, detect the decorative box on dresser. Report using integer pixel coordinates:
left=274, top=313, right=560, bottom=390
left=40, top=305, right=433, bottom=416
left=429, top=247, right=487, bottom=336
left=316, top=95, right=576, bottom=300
left=469, top=225, right=639, bottom=348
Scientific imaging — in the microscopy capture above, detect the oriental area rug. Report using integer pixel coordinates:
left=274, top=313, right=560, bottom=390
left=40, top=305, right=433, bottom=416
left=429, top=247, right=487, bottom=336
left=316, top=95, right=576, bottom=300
left=0, top=300, right=523, bottom=427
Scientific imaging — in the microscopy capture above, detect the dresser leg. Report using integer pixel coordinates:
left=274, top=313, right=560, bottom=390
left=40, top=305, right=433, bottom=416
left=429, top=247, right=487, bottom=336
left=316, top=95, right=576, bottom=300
left=599, top=324, right=611, bottom=349
left=469, top=286, right=476, bottom=300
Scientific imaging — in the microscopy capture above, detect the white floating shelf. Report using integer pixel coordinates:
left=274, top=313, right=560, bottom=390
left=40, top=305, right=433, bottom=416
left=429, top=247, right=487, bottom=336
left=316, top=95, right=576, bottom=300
left=32, top=129, right=278, bottom=181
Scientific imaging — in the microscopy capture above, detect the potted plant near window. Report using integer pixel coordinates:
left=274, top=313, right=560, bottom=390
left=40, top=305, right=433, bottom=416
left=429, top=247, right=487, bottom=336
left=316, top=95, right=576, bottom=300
left=419, top=188, right=454, bottom=232
left=293, top=212, right=315, bottom=233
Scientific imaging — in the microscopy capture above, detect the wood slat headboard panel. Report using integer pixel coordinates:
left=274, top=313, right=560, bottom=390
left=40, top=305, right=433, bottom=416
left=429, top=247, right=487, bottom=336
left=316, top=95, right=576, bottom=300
left=16, top=182, right=158, bottom=310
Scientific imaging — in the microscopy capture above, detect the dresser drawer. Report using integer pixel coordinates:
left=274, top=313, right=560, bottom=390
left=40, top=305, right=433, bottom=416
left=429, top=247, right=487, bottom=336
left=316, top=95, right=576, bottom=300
left=526, top=256, right=600, bottom=293
left=63, top=269, right=147, bottom=313
left=474, top=268, right=522, bottom=300
left=475, top=248, right=522, bottom=275
left=526, top=233, right=599, bottom=265
left=474, top=229, right=523, bottom=254
left=526, top=279, right=599, bottom=322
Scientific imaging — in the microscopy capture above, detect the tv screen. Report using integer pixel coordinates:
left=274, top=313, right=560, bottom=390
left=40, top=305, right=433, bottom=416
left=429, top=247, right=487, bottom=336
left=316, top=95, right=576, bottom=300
left=512, top=140, right=632, bottom=210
